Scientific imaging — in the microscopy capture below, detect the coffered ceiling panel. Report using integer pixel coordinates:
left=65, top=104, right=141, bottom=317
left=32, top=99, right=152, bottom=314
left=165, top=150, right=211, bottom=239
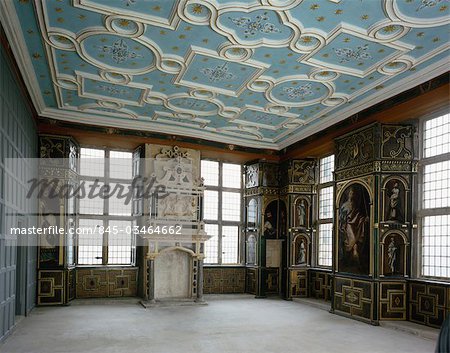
left=1, top=0, right=448, bottom=149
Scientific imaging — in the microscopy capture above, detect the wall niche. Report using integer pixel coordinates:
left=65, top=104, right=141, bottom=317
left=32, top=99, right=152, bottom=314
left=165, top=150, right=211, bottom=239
left=380, top=231, right=408, bottom=277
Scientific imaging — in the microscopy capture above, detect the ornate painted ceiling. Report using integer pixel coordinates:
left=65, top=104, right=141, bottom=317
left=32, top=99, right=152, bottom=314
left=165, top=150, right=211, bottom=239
left=0, top=1, right=448, bottom=149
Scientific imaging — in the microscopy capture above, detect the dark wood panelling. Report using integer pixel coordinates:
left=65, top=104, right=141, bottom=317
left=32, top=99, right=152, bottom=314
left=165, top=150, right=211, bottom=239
left=67, top=268, right=76, bottom=302
left=203, top=267, right=245, bottom=294
left=409, top=281, right=448, bottom=328
left=76, top=268, right=138, bottom=298
left=334, top=276, right=374, bottom=323
left=309, top=270, right=332, bottom=301
left=379, top=281, right=407, bottom=320
left=37, top=270, right=65, bottom=305
left=263, top=268, right=280, bottom=295
left=245, top=268, right=257, bottom=295
left=290, top=269, right=307, bottom=298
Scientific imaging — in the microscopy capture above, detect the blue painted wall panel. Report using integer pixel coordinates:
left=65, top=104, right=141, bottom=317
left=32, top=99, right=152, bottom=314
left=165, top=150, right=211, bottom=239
left=0, top=34, right=38, bottom=341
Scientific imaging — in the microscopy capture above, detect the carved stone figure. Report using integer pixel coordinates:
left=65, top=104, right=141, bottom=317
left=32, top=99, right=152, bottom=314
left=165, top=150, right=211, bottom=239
left=159, top=194, right=175, bottom=216
left=246, top=165, right=258, bottom=188
left=297, top=240, right=306, bottom=265
left=153, top=146, right=196, bottom=187
left=387, top=237, right=397, bottom=274
left=158, top=156, right=192, bottom=185
left=158, top=194, right=195, bottom=218
left=297, top=199, right=306, bottom=227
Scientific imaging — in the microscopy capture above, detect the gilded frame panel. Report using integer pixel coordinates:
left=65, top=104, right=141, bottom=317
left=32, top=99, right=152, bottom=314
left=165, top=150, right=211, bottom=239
left=335, top=178, right=374, bottom=276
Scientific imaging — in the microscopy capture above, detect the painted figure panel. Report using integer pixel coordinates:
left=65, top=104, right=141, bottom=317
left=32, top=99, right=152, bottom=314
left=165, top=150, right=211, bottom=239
left=246, top=233, right=257, bottom=266
left=338, top=183, right=371, bottom=275
left=293, top=234, right=308, bottom=266
left=263, top=200, right=278, bottom=238
left=39, top=182, right=63, bottom=266
left=383, top=233, right=406, bottom=276
left=247, top=198, right=258, bottom=229
left=384, top=179, right=405, bottom=223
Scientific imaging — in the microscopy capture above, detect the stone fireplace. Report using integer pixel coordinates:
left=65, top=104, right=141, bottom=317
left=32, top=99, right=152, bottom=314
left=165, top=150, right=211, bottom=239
left=154, top=248, right=193, bottom=300
left=139, top=145, right=210, bottom=306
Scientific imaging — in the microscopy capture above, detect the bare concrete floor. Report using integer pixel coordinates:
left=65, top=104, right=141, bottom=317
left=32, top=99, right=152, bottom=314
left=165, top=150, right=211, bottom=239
left=0, top=295, right=436, bottom=353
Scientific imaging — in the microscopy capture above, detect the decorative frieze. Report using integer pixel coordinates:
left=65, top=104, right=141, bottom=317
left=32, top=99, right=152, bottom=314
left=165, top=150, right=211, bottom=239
left=381, top=125, right=414, bottom=160
left=280, top=184, right=315, bottom=194
left=335, top=125, right=375, bottom=171
left=244, top=187, right=279, bottom=197
left=381, top=161, right=415, bottom=172
left=334, top=162, right=374, bottom=181
left=288, top=160, right=315, bottom=185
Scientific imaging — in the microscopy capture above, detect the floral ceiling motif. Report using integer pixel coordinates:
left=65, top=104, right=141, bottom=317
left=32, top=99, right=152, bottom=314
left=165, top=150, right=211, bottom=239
left=97, top=38, right=142, bottom=64
left=333, top=44, right=372, bottom=64
left=200, top=63, right=237, bottom=82
left=228, top=13, right=282, bottom=37
left=0, top=0, right=448, bottom=149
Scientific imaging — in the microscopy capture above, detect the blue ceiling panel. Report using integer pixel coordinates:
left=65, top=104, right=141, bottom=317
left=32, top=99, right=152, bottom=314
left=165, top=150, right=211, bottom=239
left=1, top=0, right=447, bottom=149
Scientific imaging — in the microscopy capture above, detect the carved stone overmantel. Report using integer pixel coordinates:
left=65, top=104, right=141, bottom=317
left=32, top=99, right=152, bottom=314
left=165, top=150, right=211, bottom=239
left=139, top=144, right=210, bottom=307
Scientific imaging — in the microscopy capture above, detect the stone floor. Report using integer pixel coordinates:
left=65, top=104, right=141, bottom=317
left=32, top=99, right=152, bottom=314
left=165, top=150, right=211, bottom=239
left=0, top=295, right=437, bottom=353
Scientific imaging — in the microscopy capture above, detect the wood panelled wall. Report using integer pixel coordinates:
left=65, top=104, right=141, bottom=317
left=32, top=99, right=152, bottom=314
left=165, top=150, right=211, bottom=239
left=76, top=268, right=138, bottom=298
left=309, top=270, right=332, bottom=301
left=204, top=267, right=246, bottom=294
left=0, top=41, right=38, bottom=341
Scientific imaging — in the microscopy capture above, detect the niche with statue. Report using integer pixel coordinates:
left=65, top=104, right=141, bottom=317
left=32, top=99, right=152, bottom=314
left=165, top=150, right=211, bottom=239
left=246, top=198, right=259, bottom=230
left=380, top=231, right=408, bottom=277
left=382, top=177, right=408, bottom=224
left=246, top=232, right=257, bottom=266
left=293, top=196, right=310, bottom=229
left=292, top=233, right=309, bottom=267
